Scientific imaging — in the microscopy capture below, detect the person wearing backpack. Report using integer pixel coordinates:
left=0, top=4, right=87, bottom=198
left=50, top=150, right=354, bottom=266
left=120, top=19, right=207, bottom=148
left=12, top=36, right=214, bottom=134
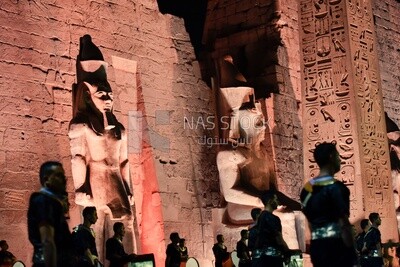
left=362, top=213, right=384, bottom=267
left=27, top=161, right=73, bottom=267
left=72, top=207, right=100, bottom=267
left=300, top=143, right=357, bottom=267
left=250, top=190, right=290, bottom=267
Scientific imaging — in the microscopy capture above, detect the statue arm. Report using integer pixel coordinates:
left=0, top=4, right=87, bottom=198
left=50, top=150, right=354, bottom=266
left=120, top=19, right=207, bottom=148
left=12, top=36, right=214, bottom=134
left=120, top=131, right=132, bottom=196
left=216, top=151, right=263, bottom=207
left=69, top=124, right=88, bottom=190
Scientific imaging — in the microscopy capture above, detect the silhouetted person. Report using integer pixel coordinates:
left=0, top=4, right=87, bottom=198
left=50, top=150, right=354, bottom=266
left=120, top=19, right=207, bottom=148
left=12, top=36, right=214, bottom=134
left=179, top=238, right=188, bottom=264
left=0, top=240, right=16, bottom=266
left=212, top=235, right=230, bottom=267
left=356, top=219, right=370, bottom=266
left=165, top=232, right=181, bottom=267
left=362, top=212, right=383, bottom=267
left=106, top=222, right=135, bottom=267
left=236, top=230, right=251, bottom=267
left=27, top=161, right=73, bottom=267
left=250, top=190, right=290, bottom=267
left=248, top=208, right=262, bottom=253
left=72, top=207, right=99, bottom=267
left=300, top=143, right=356, bottom=267
left=248, top=208, right=262, bottom=230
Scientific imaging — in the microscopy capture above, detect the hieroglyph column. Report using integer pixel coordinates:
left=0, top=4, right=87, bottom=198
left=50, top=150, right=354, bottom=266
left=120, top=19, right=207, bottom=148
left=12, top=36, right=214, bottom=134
left=299, top=0, right=398, bottom=240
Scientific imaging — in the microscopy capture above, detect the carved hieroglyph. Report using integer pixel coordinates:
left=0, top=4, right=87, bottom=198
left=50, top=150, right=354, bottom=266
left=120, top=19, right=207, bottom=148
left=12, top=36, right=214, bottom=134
left=300, top=0, right=397, bottom=240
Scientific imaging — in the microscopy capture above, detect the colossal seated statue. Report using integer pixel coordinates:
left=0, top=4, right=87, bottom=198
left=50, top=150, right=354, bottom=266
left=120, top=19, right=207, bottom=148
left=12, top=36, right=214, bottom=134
left=215, top=56, right=302, bottom=246
left=216, top=55, right=277, bottom=224
left=216, top=90, right=276, bottom=224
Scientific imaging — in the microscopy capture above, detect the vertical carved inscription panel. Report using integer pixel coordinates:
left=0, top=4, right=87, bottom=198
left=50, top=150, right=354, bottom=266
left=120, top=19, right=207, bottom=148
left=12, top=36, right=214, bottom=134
left=346, top=0, right=393, bottom=220
left=300, top=0, right=396, bottom=234
left=300, top=0, right=361, bottom=219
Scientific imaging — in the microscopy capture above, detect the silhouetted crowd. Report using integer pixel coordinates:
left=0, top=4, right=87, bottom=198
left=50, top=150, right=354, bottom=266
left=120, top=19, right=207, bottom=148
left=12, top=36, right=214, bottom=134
left=167, top=143, right=400, bottom=267
left=3, top=143, right=400, bottom=267
left=26, top=161, right=136, bottom=267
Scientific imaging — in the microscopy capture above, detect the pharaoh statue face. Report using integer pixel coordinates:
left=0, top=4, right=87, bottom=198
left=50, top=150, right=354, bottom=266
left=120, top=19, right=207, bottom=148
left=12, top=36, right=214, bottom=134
left=238, top=108, right=265, bottom=144
left=84, top=81, right=113, bottom=114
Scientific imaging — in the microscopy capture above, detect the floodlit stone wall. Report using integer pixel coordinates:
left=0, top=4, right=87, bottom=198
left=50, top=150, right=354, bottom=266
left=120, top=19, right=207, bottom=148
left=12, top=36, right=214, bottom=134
left=0, top=0, right=398, bottom=266
left=0, top=1, right=216, bottom=266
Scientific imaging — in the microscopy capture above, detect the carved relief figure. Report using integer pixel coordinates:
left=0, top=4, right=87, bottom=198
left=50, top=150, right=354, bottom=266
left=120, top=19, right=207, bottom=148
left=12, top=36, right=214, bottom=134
left=69, top=35, right=136, bottom=259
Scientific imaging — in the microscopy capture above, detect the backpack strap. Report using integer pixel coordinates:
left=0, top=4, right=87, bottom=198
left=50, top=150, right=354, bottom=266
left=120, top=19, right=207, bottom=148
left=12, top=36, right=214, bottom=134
left=302, top=178, right=336, bottom=208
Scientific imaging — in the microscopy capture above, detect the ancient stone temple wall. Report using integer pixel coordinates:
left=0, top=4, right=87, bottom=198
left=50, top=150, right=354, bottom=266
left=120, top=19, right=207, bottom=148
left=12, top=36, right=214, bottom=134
left=0, top=1, right=216, bottom=266
left=372, top=0, right=400, bottom=235
left=372, top=0, right=400, bottom=125
left=0, top=0, right=399, bottom=266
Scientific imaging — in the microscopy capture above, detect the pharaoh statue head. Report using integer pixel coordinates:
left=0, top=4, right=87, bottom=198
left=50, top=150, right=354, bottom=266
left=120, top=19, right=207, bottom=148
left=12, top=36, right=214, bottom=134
left=219, top=87, right=265, bottom=145
left=70, top=34, right=122, bottom=138
left=216, top=54, right=266, bottom=145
